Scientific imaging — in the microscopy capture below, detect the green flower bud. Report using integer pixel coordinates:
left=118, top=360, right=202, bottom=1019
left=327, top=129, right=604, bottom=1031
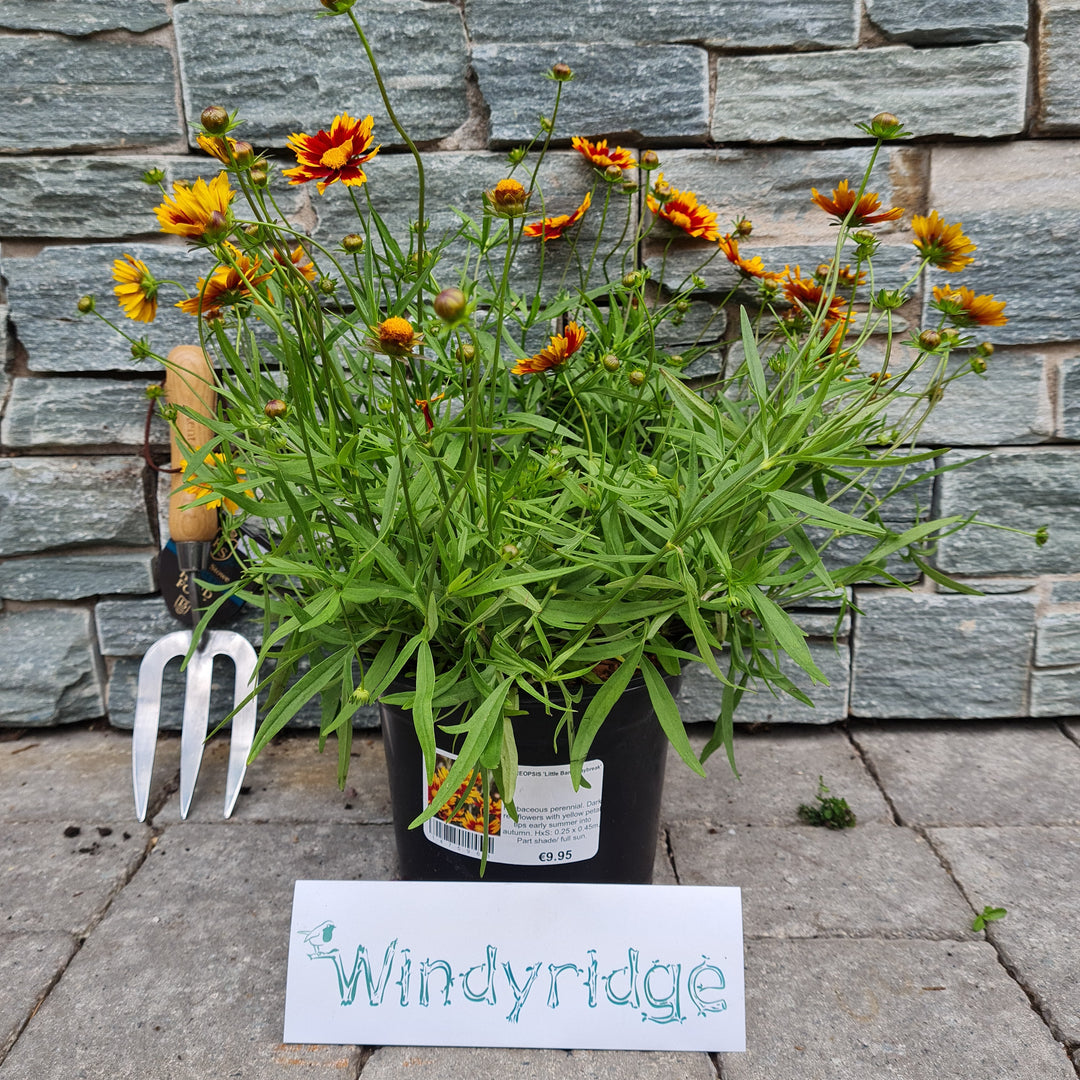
left=200, top=105, right=230, bottom=134
left=434, top=287, right=467, bottom=324
left=318, top=276, right=337, bottom=294
left=232, top=140, right=255, bottom=168
left=341, top=233, right=365, bottom=253
left=918, top=329, right=941, bottom=351
left=130, top=338, right=153, bottom=360
left=500, top=543, right=520, bottom=560
left=264, top=398, right=288, bottom=419
left=628, top=369, right=646, bottom=387
left=601, top=353, right=621, bottom=372
left=549, top=62, right=574, bottom=82
left=639, top=149, right=660, bottom=171
left=141, top=167, right=166, bottom=185
left=76, top=295, right=96, bottom=314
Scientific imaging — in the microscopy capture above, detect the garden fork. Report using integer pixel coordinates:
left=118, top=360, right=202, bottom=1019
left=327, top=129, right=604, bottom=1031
left=132, top=345, right=258, bottom=821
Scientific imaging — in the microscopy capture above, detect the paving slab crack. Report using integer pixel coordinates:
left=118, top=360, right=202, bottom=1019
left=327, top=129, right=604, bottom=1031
left=919, top=825, right=1077, bottom=1066
left=0, top=824, right=161, bottom=1069
left=663, top=825, right=682, bottom=884
left=844, top=724, right=904, bottom=825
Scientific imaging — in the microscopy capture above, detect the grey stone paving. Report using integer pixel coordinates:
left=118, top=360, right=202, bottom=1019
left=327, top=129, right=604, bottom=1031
left=0, top=721, right=1076, bottom=1077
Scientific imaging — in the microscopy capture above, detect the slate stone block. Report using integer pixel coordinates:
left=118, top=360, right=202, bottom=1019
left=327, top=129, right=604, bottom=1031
left=0, top=37, right=182, bottom=153
left=0, top=156, right=304, bottom=240
left=1036, top=0, right=1080, bottom=132
left=0, top=932, right=78, bottom=1060
left=926, top=141, right=1080, bottom=345
left=0, top=608, right=105, bottom=725
left=473, top=43, right=710, bottom=144
left=882, top=352, right=1054, bottom=446
left=1049, top=579, right=1080, bottom=602
left=0, top=553, right=156, bottom=601
left=1059, top=355, right=1080, bottom=438
left=0, top=456, right=152, bottom=556
left=1030, top=664, right=1080, bottom=715
left=6, top=244, right=203, bottom=374
left=849, top=589, right=1036, bottom=718
left=464, top=0, right=858, bottom=48
left=0, top=1, right=169, bottom=34
left=711, top=44, right=1028, bottom=143
left=1035, top=611, right=1080, bottom=665
left=866, top=0, right=1028, bottom=43
left=936, top=448, right=1080, bottom=574
left=2, top=377, right=168, bottom=449
left=174, top=0, right=469, bottom=148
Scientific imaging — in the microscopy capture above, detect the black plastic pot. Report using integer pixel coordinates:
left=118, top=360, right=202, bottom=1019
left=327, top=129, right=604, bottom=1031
left=381, top=673, right=681, bottom=883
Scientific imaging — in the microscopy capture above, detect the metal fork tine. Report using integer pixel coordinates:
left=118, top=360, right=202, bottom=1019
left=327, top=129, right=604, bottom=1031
left=221, top=632, right=258, bottom=818
left=133, top=630, right=194, bottom=822
left=178, top=637, right=216, bottom=819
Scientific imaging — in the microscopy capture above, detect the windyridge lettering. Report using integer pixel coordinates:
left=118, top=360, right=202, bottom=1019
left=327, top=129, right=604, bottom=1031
left=298, top=927, right=729, bottom=1026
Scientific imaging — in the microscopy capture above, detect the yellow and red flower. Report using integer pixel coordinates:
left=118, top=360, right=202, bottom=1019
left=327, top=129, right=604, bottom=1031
left=111, top=254, right=159, bottom=323
left=178, top=453, right=250, bottom=515
left=176, top=245, right=272, bottom=319
left=810, top=179, right=904, bottom=227
left=484, top=177, right=530, bottom=217
left=717, top=234, right=783, bottom=283
left=155, top=173, right=234, bottom=242
left=570, top=136, right=636, bottom=171
left=646, top=174, right=719, bottom=240
left=196, top=133, right=239, bottom=166
left=931, top=284, right=1008, bottom=327
left=912, top=211, right=976, bottom=273
left=783, top=266, right=850, bottom=326
left=272, top=244, right=317, bottom=282
left=523, top=191, right=591, bottom=241
left=512, top=321, right=586, bottom=375
left=283, top=113, right=380, bottom=195
left=370, top=315, right=423, bottom=356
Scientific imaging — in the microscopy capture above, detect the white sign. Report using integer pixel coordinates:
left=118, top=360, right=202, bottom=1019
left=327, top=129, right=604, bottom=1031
left=284, top=881, right=745, bottom=1051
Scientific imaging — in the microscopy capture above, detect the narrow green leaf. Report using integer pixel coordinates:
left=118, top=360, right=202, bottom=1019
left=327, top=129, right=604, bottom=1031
left=641, top=655, right=705, bottom=777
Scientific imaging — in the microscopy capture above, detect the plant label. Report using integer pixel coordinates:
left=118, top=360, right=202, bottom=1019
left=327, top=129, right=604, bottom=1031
left=284, top=880, right=745, bottom=1051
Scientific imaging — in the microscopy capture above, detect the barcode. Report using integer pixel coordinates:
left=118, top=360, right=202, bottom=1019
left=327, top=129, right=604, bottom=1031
left=427, top=817, right=496, bottom=857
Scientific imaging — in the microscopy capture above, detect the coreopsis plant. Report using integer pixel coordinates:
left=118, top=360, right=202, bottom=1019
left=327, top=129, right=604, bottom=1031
left=85, top=11, right=1019, bottom=824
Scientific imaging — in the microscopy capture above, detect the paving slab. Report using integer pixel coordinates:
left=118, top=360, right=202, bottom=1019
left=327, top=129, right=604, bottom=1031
left=849, top=721, right=1080, bottom=825
left=717, top=938, right=1075, bottom=1079
left=362, top=1047, right=715, bottom=1078
left=0, top=823, right=396, bottom=1080
left=154, top=731, right=394, bottom=826
left=0, top=723, right=164, bottom=824
left=670, top=823, right=970, bottom=939
left=930, top=826, right=1080, bottom=1045
left=1, top=821, right=150, bottom=937
left=662, top=727, right=893, bottom=826
left=0, top=932, right=77, bottom=1059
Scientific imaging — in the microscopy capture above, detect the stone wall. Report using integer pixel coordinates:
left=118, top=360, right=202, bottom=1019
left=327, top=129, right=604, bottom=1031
left=1, top=0, right=1077, bottom=728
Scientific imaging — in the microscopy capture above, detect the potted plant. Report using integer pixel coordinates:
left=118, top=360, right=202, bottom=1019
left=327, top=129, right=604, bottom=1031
left=86, top=1, right=1018, bottom=881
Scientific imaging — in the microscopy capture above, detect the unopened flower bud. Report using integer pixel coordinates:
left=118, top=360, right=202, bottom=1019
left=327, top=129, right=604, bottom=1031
left=601, top=353, right=621, bottom=372
left=651, top=178, right=673, bottom=203
left=970, top=355, right=988, bottom=374
left=622, top=271, right=643, bottom=289
left=639, top=149, right=660, bottom=171
left=875, top=289, right=907, bottom=310
left=264, top=398, right=288, bottom=419
left=691, top=274, right=706, bottom=289
left=538, top=115, right=553, bottom=133
left=459, top=342, right=476, bottom=363
left=1035, top=525, right=1049, bottom=547
left=205, top=209, right=230, bottom=241
left=142, top=167, right=166, bottom=185
left=667, top=353, right=685, bottom=367
left=628, top=369, right=646, bottom=387
left=918, top=329, right=941, bottom=350
left=852, top=230, right=877, bottom=245
left=733, top=217, right=753, bottom=238
left=500, top=543, right=520, bottom=560
left=320, top=0, right=356, bottom=11
left=318, top=276, right=337, bottom=294
left=200, top=105, right=230, bottom=134
left=976, top=341, right=994, bottom=357
left=675, top=299, right=691, bottom=314
left=145, top=384, right=165, bottom=401
left=249, top=164, right=268, bottom=187
left=342, top=233, right=365, bottom=253
left=232, top=141, right=255, bottom=168
left=507, top=146, right=527, bottom=166
left=940, top=328, right=962, bottom=345
left=434, top=287, right=467, bottom=323
left=550, top=62, right=573, bottom=82
left=604, top=164, right=623, bottom=183
left=76, top=295, right=95, bottom=314
left=350, top=687, right=371, bottom=705
left=130, top=338, right=152, bottom=360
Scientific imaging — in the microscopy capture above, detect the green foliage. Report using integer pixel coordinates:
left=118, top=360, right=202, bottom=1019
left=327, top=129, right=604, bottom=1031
left=797, top=776, right=858, bottom=829
left=102, top=13, right=1005, bottom=812
left=971, top=905, right=1008, bottom=932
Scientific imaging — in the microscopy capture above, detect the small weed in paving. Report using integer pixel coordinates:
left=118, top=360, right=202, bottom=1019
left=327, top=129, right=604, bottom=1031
left=797, top=776, right=857, bottom=829
left=971, top=905, right=1008, bottom=932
